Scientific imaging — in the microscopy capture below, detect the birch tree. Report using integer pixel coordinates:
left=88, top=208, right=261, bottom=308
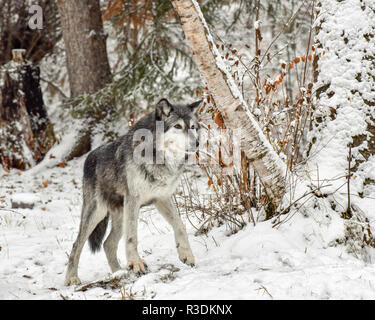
left=171, top=0, right=287, bottom=211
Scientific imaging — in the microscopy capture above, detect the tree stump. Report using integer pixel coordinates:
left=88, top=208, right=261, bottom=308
left=0, top=49, right=55, bottom=170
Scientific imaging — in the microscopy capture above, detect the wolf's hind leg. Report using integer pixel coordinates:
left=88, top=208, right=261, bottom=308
left=103, top=209, right=123, bottom=272
left=65, top=200, right=107, bottom=286
left=124, top=197, right=147, bottom=275
left=155, top=198, right=195, bottom=266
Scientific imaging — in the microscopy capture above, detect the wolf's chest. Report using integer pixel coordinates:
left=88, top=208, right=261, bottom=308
left=132, top=170, right=180, bottom=204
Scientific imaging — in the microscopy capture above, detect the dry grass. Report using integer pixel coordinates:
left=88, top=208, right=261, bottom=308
left=176, top=4, right=322, bottom=233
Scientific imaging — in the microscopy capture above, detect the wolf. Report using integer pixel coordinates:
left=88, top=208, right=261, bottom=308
left=65, top=98, right=202, bottom=286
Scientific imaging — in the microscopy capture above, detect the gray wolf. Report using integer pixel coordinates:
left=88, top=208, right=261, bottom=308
left=65, top=98, right=202, bottom=286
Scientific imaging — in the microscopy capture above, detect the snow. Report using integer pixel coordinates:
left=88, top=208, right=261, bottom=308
left=11, top=193, right=39, bottom=206
left=307, top=0, right=375, bottom=222
left=87, top=30, right=97, bottom=39
left=1, top=0, right=375, bottom=301
left=1, top=148, right=375, bottom=300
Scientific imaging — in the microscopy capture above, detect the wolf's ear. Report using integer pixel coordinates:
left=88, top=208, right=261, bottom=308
left=188, top=100, right=203, bottom=115
left=155, top=99, right=172, bottom=121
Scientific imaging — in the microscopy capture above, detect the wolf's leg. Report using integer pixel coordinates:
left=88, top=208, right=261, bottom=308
left=155, top=198, right=195, bottom=266
left=124, top=197, right=147, bottom=274
left=65, top=201, right=107, bottom=286
left=103, top=209, right=123, bottom=272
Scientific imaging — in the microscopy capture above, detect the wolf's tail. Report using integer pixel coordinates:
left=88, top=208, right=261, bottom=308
left=88, top=214, right=109, bottom=253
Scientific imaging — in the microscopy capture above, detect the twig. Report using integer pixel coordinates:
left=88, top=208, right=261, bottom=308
left=260, top=0, right=307, bottom=65
left=0, top=208, right=26, bottom=218
left=345, top=144, right=352, bottom=218
left=256, top=285, right=273, bottom=299
left=40, top=77, right=68, bottom=99
left=302, top=0, right=315, bottom=87
left=272, top=184, right=332, bottom=228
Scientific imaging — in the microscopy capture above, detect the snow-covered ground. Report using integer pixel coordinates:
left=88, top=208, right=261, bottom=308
left=1, top=148, right=375, bottom=300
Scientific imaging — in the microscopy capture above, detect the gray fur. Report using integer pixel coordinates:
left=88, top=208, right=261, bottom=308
left=88, top=215, right=109, bottom=252
left=65, top=98, right=201, bottom=286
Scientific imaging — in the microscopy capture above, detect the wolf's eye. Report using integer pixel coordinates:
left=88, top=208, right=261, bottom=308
left=174, top=124, right=183, bottom=129
left=191, top=125, right=195, bottom=129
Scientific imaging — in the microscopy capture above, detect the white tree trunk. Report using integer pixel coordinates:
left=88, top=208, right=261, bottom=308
left=172, top=0, right=286, bottom=211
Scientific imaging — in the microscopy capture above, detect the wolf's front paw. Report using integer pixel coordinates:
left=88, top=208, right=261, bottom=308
left=178, top=248, right=195, bottom=267
left=127, top=258, right=148, bottom=275
left=65, top=275, right=81, bottom=286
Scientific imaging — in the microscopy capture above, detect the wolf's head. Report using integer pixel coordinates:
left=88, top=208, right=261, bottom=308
left=155, top=98, right=202, bottom=166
